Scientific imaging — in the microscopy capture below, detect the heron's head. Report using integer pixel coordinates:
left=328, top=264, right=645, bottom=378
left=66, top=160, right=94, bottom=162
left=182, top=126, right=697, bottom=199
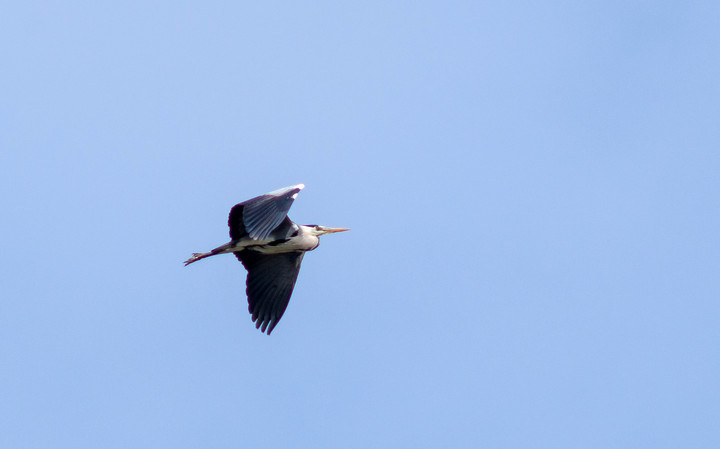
left=305, top=225, right=350, bottom=236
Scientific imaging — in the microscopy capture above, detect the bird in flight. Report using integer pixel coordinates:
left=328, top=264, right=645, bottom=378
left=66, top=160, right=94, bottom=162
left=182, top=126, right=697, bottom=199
left=184, top=184, right=349, bottom=335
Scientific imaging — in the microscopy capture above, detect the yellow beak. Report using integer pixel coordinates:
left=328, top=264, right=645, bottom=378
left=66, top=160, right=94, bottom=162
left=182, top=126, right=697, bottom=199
left=322, top=227, right=350, bottom=234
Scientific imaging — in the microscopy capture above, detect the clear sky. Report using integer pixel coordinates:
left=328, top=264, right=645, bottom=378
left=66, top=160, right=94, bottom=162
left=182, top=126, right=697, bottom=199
left=2, top=1, right=719, bottom=448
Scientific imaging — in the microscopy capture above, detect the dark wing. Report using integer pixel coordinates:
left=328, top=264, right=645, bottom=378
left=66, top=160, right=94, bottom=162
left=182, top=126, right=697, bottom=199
left=229, top=184, right=304, bottom=241
left=235, top=251, right=305, bottom=335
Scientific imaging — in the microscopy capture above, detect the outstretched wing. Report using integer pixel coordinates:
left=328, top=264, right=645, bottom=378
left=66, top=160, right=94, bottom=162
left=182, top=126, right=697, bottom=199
left=235, top=251, right=305, bottom=335
left=229, top=184, right=304, bottom=241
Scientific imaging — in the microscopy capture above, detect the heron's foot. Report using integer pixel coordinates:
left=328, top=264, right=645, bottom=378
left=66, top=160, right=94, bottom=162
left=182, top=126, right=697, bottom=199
left=184, top=253, right=206, bottom=266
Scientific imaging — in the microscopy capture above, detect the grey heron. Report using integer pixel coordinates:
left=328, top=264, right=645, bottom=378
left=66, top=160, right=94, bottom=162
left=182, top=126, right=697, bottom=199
left=184, top=184, right=349, bottom=335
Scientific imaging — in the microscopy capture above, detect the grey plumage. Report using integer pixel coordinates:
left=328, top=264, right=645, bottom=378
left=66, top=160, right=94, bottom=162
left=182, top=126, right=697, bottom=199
left=185, top=184, right=348, bottom=335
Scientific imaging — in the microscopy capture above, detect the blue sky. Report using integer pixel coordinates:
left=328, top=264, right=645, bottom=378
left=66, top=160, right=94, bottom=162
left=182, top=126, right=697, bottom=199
left=2, top=1, right=719, bottom=448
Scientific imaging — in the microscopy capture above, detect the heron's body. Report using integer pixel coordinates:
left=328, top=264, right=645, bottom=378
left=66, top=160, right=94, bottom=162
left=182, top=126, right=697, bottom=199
left=184, top=184, right=348, bottom=335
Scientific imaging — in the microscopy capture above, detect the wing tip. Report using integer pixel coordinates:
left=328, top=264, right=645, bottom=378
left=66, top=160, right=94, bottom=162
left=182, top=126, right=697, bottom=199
left=262, top=183, right=305, bottom=200
left=285, top=183, right=305, bottom=194
left=289, top=183, right=305, bottom=196
left=251, top=314, right=276, bottom=335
